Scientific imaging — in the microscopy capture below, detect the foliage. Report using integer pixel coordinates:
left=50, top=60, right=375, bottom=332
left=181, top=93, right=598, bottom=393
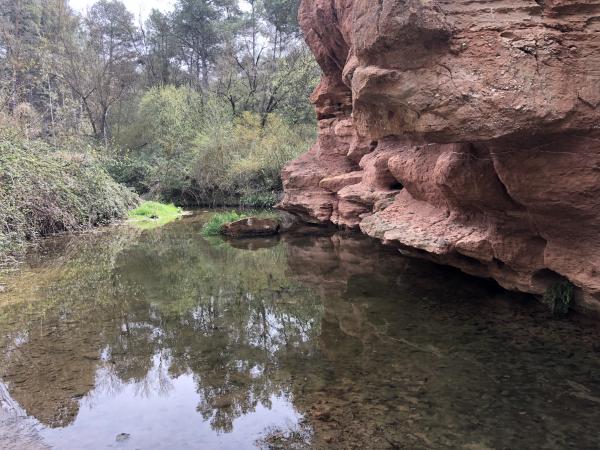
left=99, top=150, right=154, bottom=193
left=134, top=86, right=205, bottom=156
left=0, top=0, right=318, bottom=140
left=189, top=112, right=314, bottom=206
left=543, top=281, right=574, bottom=317
left=0, top=127, right=139, bottom=265
left=240, top=191, right=278, bottom=208
left=0, top=0, right=319, bottom=256
left=115, top=89, right=313, bottom=206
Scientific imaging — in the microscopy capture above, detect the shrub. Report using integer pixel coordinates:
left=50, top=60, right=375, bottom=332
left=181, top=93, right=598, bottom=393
left=99, top=150, right=153, bottom=193
left=0, top=128, right=139, bottom=265
left=116, top=86, right=205, bottom=157
left=191, top=112, right=314, bottom=205
left=239, top=191, right=279, bottom=208
left=111, top=86, right=315, bottom=206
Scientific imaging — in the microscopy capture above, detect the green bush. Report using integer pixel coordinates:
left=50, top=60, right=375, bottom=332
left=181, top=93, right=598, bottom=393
left=113, top=87, right=314, bottom=206
left=99, top=151, right=153, bottom=193
left=115, top=86, right=205, bottom=157
left=239, top=191, right=279, bottom=208
left=0, top=129, right=139, bottom=265
left=190, top=112, right=313, bottom=205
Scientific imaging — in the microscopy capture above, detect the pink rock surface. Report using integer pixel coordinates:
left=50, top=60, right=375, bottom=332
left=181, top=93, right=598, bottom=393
left=279, top=0, right=600, bottom=313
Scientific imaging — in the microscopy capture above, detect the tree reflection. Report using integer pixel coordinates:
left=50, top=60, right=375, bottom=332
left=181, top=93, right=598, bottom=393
left=0, top=220, right=322, bottom=433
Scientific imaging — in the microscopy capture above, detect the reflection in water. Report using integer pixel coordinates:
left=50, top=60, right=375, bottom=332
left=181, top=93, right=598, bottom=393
left=0, top=212, right=600, bottom=449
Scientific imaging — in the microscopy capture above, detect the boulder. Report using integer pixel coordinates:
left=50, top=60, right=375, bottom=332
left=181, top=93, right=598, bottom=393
left=221, top=217, right=280, bottom=238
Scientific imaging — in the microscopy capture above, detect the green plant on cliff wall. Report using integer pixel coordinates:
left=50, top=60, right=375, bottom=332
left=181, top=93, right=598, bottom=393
left=543, top=281, right=574, bottom=316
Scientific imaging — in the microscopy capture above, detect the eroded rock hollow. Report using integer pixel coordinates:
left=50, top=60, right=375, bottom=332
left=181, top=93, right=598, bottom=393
left=279, top=0, right=600, bottom=312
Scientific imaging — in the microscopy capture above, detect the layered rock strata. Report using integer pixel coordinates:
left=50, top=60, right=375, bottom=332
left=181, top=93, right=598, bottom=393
left=279, top=0, right=600, bottom=312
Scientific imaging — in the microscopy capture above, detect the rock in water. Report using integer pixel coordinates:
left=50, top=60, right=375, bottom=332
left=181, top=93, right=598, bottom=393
left=278, top=0, right=600, bottom=314
left=222, top=218, right=280, bottom=238
left=115, top=433, right=130, bottom=442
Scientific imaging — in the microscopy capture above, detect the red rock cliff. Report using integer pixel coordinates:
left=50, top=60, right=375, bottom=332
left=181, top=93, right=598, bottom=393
left=279, top=0, right=600, bottom=313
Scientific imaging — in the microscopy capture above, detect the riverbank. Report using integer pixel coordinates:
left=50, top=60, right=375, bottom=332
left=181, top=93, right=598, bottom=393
left=0, top=131, right=138, bottom=267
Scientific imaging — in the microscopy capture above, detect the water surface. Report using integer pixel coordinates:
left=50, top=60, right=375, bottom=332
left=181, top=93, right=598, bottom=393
left=0, top=212, right=599, bottom=449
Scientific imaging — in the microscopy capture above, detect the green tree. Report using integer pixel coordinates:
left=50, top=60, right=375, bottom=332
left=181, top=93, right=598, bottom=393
left=58, top=0, right=139, bottom=140
left=139, top=10, right=177, bottom=87
left=171, top=0, right=234, bottom=89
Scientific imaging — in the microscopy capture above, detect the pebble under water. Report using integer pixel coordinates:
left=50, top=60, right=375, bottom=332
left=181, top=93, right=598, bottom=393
left=0, top=211, right=599, bottom=449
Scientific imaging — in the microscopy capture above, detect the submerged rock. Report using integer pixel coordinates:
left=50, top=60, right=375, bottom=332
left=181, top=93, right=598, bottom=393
left=279, top=0, right=600, bottom=314
left=115, top=433, right=130, bottom=442
left=222, top=217, right=280, bottom=238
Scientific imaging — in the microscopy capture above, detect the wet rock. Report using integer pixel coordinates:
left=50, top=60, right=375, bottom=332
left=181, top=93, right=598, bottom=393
left=277, top=210, right=302, bottom=232
left=222, top=217, right=280, bottom=238
left=116, top=433, right=130, bottom=442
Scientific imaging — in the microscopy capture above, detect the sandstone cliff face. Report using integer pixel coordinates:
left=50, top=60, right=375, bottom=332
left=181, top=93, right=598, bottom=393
left=279, top=0, right=600, bottom=312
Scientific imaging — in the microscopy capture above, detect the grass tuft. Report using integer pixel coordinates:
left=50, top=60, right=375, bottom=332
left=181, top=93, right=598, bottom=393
left=128, top=201, right=182, bottom=219
left=128, top=202, right=183, bottom=229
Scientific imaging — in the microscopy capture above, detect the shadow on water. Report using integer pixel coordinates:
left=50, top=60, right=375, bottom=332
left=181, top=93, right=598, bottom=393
left=0, top=212, right=599, bottom=449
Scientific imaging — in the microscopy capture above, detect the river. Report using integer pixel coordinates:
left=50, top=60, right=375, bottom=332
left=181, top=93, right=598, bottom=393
left=0, top=211, right=599, bottom=449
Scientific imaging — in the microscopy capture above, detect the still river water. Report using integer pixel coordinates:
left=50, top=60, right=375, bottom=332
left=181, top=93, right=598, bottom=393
left=0, top=211, right=599, bottom=449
